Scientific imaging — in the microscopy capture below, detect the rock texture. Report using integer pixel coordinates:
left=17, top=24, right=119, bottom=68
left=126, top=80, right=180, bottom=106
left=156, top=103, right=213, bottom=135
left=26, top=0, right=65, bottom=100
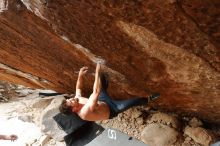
left=141, top=123, right=180, bottom=146
left=147, top=112, right=180, bottom=129
left=0, top=0, right=219, bottom=123
left=184, top=126, right=214, bottom=146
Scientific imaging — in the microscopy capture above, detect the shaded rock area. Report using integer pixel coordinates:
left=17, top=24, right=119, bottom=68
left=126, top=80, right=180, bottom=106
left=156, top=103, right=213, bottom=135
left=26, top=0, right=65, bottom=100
left=0, top=0, right=219, bottom=125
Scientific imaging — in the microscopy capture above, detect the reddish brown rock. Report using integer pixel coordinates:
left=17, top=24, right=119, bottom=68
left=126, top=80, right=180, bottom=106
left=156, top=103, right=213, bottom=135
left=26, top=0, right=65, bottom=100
left=0, top=0, right=219, bottom=123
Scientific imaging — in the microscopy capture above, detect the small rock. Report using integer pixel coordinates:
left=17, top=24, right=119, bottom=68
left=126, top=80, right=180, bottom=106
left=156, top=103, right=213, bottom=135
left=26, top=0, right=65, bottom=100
left=101, top=120, right=109, bottom=124
left=131, top=109, right=142, bottom=119
left=38, top=135, right=50, bottom=146
left=189, top=117, right=203, bottom=128
left=136, top=117, right=144, bottom=125
left=185, top=136, right=192, bottom=142
left=184, top=126, right=213, bottom=146
left=183, top=117, right=190, bottom=121
left=26, top=139, right=37, bottom=146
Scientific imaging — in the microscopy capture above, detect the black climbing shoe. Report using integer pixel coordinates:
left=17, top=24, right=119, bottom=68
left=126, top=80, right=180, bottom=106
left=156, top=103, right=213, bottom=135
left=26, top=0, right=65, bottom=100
left=148, top=93, right=160, bottom=102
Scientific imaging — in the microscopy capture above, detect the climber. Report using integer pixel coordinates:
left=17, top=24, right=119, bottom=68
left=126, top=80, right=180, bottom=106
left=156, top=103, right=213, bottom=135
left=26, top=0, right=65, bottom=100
left=0, top=134, right=18, bottom=141
left=59, top=63, right=160, bottom=121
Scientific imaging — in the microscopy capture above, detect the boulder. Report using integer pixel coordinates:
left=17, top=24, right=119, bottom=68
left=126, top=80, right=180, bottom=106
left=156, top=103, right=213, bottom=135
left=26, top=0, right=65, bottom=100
left=147, top=112, right=180, bottom=129
left=40, top=96, right=66, bottom=141
left=141, top=123, right=180, bottom=146
left=184, top=126, right=213, bottom=146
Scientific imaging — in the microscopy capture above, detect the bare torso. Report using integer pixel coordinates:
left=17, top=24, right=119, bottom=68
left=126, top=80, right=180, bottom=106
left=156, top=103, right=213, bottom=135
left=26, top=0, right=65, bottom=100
left=75, top=96, right=110, bottom=121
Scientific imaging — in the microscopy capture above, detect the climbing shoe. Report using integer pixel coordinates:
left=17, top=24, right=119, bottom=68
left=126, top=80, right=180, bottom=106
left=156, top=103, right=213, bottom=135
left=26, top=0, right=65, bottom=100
left=148, top=93, right=160, bottom=102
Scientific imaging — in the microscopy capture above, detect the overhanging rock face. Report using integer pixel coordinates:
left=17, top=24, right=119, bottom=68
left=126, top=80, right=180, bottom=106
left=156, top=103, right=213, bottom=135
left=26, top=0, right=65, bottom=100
left=0, top=0, right=219, bottom=123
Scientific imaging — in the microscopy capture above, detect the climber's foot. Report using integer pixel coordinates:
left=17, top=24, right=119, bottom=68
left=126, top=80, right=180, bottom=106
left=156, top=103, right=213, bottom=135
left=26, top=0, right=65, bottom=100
left=147, top=93, right=160, bottom=102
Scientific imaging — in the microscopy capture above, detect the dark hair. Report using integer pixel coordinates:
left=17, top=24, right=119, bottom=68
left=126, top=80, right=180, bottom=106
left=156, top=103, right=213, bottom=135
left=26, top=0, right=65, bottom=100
left=59, top=99, right=72, bottom=115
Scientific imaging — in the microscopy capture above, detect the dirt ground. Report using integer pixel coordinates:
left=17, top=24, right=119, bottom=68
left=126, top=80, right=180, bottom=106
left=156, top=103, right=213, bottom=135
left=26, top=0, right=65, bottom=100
left=98, top=106, right=220, bottom=146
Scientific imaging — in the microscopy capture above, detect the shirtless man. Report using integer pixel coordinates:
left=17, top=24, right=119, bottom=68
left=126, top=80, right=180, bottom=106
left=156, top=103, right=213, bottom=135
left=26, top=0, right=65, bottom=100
left=59, top=63, right=160, bottom=121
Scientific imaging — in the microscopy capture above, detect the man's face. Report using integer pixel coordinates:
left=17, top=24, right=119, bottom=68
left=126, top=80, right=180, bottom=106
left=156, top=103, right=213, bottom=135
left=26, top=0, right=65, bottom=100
left=66, top=98, right=79, bottom=108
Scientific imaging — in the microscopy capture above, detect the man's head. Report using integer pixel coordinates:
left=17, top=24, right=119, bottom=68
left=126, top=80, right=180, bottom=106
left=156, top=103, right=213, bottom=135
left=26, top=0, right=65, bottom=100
left=59, top=98, right=79, bottom=115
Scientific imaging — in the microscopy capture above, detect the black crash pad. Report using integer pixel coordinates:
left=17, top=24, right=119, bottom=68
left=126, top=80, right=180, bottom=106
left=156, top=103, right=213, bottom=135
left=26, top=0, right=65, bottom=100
left=54, top=113, right=104, bottom=146
left=86, top=128, right=148, bottom=146
left=53, top=113, right=88, bottom=135
left=64, top=122, right=104, bottom=146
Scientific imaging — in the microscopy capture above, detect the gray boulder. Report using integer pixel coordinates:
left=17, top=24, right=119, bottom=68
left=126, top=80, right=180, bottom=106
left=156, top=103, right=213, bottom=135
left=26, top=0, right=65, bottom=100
left=40, top=96, right=66, bottom=141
